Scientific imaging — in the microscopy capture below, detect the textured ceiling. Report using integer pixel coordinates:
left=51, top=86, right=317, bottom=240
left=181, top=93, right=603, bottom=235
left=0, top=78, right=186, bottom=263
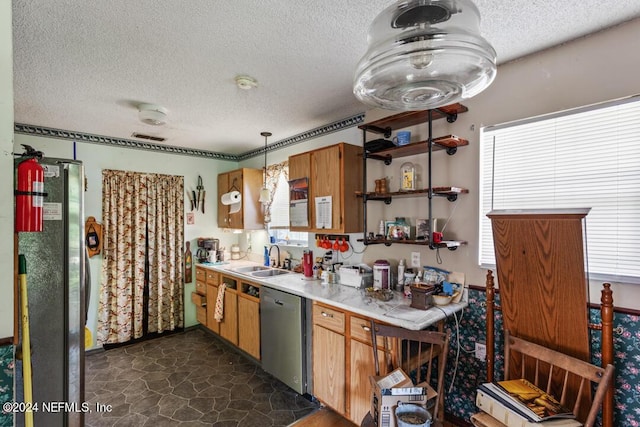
left=12, top=1, right=640, bottom=156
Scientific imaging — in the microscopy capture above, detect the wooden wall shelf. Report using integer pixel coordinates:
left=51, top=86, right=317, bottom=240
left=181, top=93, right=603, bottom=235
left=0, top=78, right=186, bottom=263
left=367, top=135, right=469, bottom=162
left=358, top=103, right=468, bottom=133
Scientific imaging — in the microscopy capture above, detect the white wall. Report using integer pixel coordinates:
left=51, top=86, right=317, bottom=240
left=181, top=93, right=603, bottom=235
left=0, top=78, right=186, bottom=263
left=1, top=2, right=14, bottom=340
left=13, top=134, right=239, bottom=348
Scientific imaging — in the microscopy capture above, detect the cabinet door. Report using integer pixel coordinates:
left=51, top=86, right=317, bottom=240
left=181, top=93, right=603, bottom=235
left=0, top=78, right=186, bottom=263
left=311, top=145, right=342, bottom=231
left=205, top=284, right=220, bottom=334
left=312, top=324, right=346, bottom=414
left=238, top=295, right=260, bottom=360
left=219, top=288, right=238, bottom=345
left=349, top=339, right=388, bottom=424
left=289, top=152, right=310, bottom=181
left=217, top=172, right=229, bottom=228
left=228, top=169, right=244, bottom=229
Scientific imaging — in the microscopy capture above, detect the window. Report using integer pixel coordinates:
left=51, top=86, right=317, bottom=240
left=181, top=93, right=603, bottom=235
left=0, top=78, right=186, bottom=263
left=479, top=96, right=640, bottom=284
left=268, top=171, right=308, bottom=246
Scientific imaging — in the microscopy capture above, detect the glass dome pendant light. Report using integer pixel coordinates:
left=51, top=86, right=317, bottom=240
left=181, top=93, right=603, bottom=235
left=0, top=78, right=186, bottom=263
left=353, top=0, right=497, bottom=111
left=258, top=132, right=272, bottom=204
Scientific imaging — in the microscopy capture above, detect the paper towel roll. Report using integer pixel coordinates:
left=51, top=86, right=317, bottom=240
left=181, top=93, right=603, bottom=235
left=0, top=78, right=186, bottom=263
left=229, top=202, right=241, bottom=214
left=221, top=191, right=241, bottom=205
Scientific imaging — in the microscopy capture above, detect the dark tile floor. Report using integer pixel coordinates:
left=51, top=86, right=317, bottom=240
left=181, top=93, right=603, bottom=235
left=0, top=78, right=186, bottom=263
left=85, top=328, right=318, bottom=426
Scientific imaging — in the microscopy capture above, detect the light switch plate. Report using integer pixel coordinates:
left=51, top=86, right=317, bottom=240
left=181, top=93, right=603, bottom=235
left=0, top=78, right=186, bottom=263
left=411, top=252, right=420, bottom=268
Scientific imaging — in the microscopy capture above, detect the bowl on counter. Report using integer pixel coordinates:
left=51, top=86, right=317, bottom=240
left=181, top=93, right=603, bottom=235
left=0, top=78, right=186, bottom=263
left=432, top=293, right=452, bottom=306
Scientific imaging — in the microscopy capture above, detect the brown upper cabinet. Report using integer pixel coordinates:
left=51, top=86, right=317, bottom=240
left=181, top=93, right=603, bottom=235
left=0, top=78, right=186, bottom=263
left=217, top=168, right=264, bottom=229
left=288, top=143, right=362, bottom=233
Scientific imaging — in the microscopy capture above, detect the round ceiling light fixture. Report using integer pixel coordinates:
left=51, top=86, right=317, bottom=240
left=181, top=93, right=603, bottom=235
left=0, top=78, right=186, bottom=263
left=353, top=0, right=497, bottom=111
left=138, top=103, right=168, bottom=126
left=235, top=75, right=258, bottom=90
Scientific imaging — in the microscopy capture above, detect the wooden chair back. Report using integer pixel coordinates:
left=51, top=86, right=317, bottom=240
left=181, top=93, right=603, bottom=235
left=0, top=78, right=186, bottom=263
left=504, top=330, right=614, bottom=427
left=370, top=321, right=450, bottom=422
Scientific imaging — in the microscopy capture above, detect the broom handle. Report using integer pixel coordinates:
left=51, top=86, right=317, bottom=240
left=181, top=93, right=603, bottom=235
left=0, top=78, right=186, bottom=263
left=19, top=255, right=34, bottom=427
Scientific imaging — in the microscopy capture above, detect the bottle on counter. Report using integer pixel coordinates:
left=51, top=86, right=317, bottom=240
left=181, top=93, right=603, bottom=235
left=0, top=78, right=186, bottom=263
left=397, top=259, right=405, bottom=291
left=263, top=246, right=270, bottom=266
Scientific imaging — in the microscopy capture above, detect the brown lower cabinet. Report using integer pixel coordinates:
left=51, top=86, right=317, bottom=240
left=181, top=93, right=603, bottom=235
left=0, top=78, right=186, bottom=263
left=193, top=266, right=261, bottom=360
left=312, top=301, right=389, bottom=424
left=237, top=282, right=261, bottom=360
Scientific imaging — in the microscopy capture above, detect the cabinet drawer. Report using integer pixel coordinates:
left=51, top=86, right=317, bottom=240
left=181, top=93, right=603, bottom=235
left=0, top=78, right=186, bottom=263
left=350, top=316, right=374, bottom=344
left=206, top=270, right=219, bottom=285
left=195, top=306, right=207, bottom=325
left=313, top=304, right=345, bottom=333
left=195, top=267, right=206, bottom=282
left=195, top=280, right=207, bottom=295
left=191, top=292, right=206, bottom=307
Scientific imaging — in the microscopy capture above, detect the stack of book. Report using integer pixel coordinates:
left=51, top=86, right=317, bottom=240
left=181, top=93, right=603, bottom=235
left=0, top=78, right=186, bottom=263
left=476, top=378, right=581, bottom=427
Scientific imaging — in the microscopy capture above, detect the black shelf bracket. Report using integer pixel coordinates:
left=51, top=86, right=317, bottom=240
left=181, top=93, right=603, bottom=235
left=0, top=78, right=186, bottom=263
left=434, top=193, right=458, bottom=202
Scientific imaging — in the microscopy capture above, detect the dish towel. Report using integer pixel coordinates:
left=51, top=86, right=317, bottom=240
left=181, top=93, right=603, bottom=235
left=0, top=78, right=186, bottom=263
left=214, top=283, right=226, bottom=322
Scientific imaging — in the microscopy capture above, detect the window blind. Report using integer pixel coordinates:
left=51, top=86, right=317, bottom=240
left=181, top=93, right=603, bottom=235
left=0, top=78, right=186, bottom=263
left=479, top=96, right=640, bottom=283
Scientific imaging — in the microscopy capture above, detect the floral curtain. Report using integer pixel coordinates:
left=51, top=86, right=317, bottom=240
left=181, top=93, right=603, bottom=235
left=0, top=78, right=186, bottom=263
left=263, top=160, right=288, bottom=224
left=97, top=170, right=184, bottom=345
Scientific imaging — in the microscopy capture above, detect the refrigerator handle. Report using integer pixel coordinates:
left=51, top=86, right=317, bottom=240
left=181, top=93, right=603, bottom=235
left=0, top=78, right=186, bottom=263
left=84, top=249, right=91, bottom=323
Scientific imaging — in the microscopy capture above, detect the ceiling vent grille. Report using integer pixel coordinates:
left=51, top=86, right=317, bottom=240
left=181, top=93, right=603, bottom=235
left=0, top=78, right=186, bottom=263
left=132, top=132, right=166, bottom=142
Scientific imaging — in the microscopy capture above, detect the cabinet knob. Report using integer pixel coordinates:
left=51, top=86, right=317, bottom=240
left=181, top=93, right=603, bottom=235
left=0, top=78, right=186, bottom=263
left=321, top=311, right=334, bottom=318
left=361, top=325, right=371, bottom=331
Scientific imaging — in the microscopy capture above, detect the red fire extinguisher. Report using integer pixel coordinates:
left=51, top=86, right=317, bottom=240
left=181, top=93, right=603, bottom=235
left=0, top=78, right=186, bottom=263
left=15, top=157, right=45, bottom=232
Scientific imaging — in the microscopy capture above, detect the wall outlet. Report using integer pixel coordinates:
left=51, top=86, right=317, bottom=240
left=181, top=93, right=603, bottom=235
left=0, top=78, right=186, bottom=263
left=475, top=342, right=487, bottom=360
left=410, top=252, right=420, bottom=268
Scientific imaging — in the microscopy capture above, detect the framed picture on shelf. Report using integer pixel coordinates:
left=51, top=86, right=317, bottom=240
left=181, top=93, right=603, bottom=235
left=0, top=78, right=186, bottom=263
left=416, top=218, right=429, bottom=240
left=386, top=221, right=410, bottom=240
left=384, top=220, right=395, bottom=239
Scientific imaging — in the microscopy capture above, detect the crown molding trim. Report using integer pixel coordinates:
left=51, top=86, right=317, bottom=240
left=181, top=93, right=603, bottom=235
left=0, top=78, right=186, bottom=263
left=237, top=113, right=365, bottom=160
left=13, top=123, right=237, bottom=161
left=14, top=112, right=365, bottom=161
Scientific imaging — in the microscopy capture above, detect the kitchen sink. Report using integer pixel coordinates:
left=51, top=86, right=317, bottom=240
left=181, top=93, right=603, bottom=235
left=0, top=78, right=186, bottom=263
left=233, top=265, right=271, bottom=273
left=250, top=269, right=292, bottom=278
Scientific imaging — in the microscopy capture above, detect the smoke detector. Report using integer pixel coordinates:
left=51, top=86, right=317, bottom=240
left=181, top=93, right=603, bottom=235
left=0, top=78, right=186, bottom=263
left=138, top=103, right=168, bottom=126
left=235, top=75, right=258, bottom=90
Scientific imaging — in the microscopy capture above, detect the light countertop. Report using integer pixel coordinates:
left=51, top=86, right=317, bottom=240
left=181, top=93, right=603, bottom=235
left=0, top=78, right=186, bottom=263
left=197, top=260, right=467, bottom=330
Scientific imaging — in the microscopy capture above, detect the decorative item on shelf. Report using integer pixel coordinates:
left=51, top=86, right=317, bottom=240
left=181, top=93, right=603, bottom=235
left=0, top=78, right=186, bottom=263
left=353, top=0, right=497, bottom=111
left=258, top=131, right=272, bottom=206
left=374, top=177, right=388, bottom=194
left=400, top=162, right=416, bottom=191
left=389, top=217, right=410, bottom=240
left=393, top=131, right=411, bottom=146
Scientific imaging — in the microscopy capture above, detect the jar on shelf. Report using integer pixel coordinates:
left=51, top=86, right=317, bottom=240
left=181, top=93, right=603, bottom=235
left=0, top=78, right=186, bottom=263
left=400, top=161, right=416, bottom=191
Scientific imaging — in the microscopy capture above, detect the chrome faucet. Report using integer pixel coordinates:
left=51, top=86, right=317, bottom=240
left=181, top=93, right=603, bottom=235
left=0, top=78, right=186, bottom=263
left=268, top=245, right=280, bottom=268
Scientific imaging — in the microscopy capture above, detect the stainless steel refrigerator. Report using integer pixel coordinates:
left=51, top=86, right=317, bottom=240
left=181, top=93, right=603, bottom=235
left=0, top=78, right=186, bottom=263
left=16, top=157, right=86, bottom=427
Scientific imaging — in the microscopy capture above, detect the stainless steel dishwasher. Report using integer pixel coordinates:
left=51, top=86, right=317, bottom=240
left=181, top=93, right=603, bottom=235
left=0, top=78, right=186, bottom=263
left=260, top=286, right=312, bottom=395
